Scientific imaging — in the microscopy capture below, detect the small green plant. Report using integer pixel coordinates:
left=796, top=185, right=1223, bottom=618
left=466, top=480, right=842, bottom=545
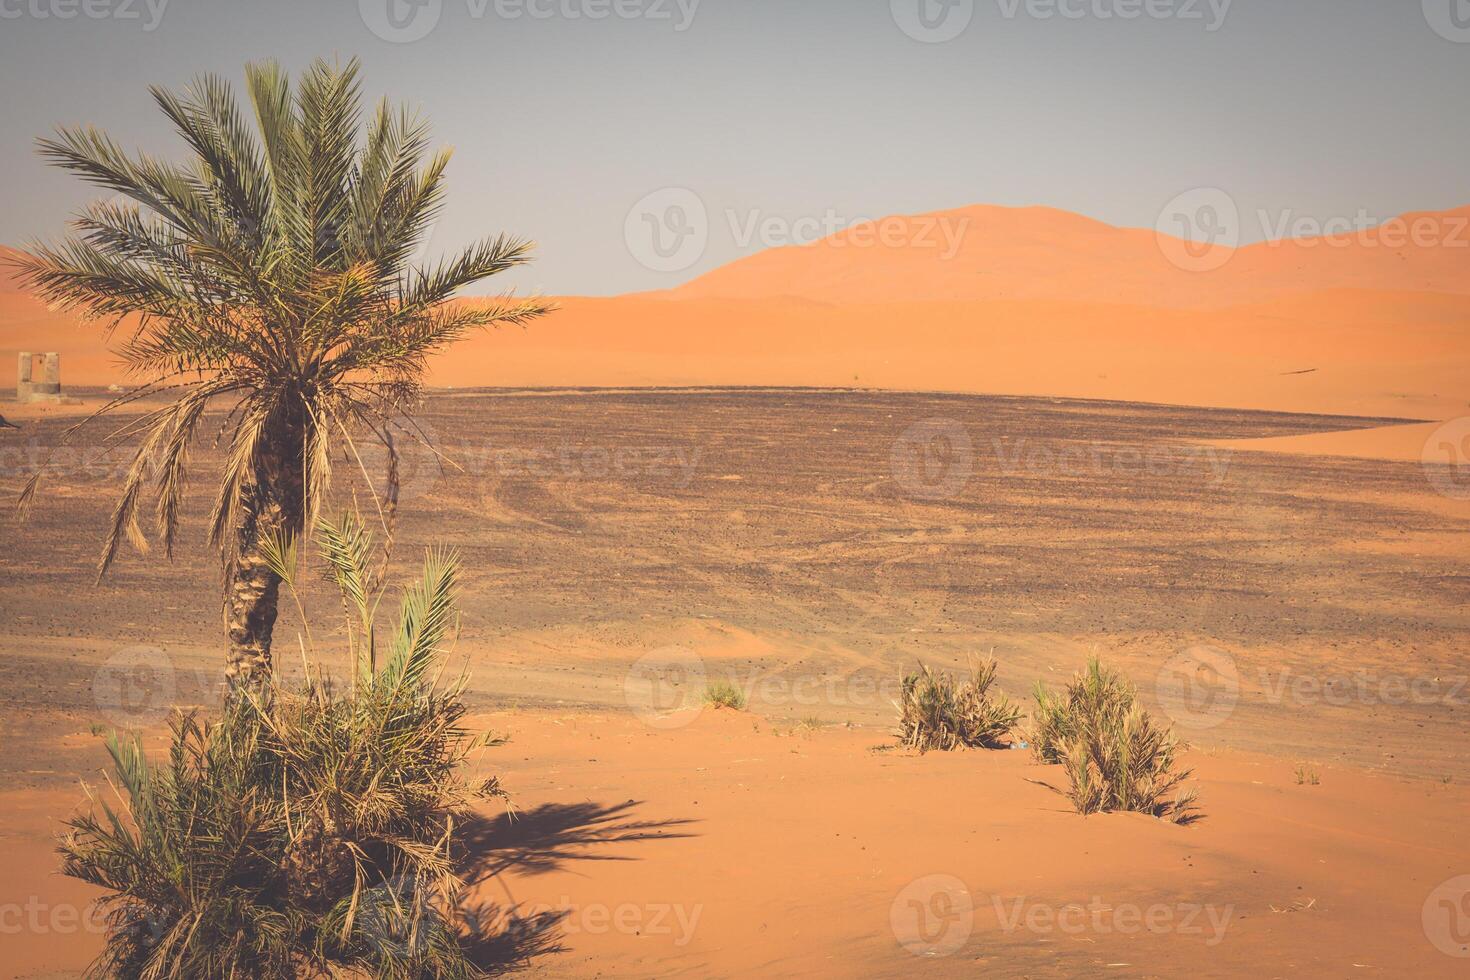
left=1030, top=658, right=1135, bottom=764
left=1034, top=658, right=1199, bottom=823
left=895, top=655, right=1023, bottom=753
left=60, top=514, right=507, bottom=978
left=704, top=679, right=747, bottom=711
left=1295, top=763, right=1321, bottom=786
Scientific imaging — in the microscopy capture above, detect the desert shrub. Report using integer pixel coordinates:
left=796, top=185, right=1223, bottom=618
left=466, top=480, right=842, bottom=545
left=60, top=515, right=506, bottom=978
left=704, top=679, right=747, bottom=710
left=1033, top=657, right=1198, bottom=823
left=1029, top=657, right=1136, bottom=763
left=895, top=655, right=1023, bottom=753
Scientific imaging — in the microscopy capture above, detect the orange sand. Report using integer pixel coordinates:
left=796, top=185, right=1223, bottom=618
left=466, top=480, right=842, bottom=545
left=5, top=710, right=1468, bottom=977
left=5, top=204, right=1470, bottom=421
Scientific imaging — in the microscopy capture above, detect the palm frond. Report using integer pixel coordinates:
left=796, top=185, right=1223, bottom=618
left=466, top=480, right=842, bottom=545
left=21, top=55, right=549, bottom=595
left=382, top=546, right=459, bottom=694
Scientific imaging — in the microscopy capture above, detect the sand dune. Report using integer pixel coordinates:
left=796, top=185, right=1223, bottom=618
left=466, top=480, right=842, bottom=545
left=1210, top=420, right=1450, bottom=463
left=4, top=204, right=1468, bottom=421
left=674, top=202, right=1470, bottom=309
left=441, top=289, right=1468, bottom=420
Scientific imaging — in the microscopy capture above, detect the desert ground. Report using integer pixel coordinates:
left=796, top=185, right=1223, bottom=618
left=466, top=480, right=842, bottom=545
left=2, top=387, right=1468, bottom=977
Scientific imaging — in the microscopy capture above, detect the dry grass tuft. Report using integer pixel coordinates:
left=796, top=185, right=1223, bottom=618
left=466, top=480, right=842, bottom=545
left=1033, top=657, right=1200, bottom=823
left=895, top=654, right=1022, bottom=753
left=704, top=679, right=747, bottom=711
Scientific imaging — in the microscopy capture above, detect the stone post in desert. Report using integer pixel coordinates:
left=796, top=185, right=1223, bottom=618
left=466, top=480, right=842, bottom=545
left=37, top=353, right=61, bottom=397
left=16, top=351, right=66, bottom=404
left=17, top=351, right=33, bottom=401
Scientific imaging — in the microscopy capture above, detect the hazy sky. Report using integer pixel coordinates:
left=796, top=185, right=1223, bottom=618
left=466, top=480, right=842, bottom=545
left=0, top=0, right=1466, bottom=295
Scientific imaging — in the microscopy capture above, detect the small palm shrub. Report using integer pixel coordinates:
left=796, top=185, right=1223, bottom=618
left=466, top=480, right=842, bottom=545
left=60, top=515, right=506, bottom=978
left=704, top=679, right=747, bottom=711
left=895, top=655, right=1022, bottom=752
left=1033, top=657, right=1198, bottom=823
left=1029, top=657, right=1135, bottom=763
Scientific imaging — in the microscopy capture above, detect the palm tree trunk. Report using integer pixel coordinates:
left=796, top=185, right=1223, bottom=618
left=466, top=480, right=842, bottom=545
left=224, top=418, right=304, bottom=691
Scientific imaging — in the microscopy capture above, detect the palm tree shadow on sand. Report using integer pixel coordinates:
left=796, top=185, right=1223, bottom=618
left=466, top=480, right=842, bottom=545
left=453, top=800, right=700, bottom=973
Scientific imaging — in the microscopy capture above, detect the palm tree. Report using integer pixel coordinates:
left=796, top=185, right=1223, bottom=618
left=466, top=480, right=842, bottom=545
left=11, top=57, right=549, bottom=690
